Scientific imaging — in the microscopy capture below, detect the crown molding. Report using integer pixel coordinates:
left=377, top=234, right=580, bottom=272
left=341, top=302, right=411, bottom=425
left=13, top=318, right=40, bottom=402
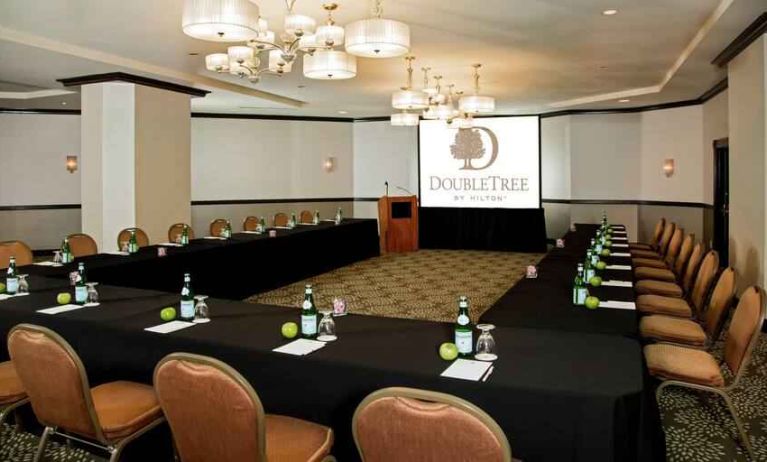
left=712, top=12, right=767, bottom=67
left=58, top=72, right=210, bottom=98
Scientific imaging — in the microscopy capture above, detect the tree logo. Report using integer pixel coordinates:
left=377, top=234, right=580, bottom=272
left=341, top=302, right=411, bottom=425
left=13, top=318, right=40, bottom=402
left=449, top=127, right=499, bottom=170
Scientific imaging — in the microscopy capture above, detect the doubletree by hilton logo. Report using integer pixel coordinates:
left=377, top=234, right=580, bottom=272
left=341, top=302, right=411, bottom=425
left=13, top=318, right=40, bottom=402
left=450, top=127, right=499, bottom=170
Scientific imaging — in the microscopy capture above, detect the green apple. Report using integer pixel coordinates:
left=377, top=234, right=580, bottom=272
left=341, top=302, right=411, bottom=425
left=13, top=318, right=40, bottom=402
left=600, top=249, right=611, bottom=257
left=439, top=342, right=459, bottom=361
left=589, top=276, right=603, bottom=287
left=56, top=292, right=72, bottom=305
left=160, top=307, right=177, bottom=322
left=585, top=296, right=600, bottom=310
left=0, top=282, right=5, bottom=294
left=281, top=322, right=298, bottom=339
left=596, top=261, right=607, bottom=270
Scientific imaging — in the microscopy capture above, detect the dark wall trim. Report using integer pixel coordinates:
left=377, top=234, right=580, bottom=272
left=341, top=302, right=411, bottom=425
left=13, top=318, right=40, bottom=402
left=699, top=78, right=729, bottom=103
left=353, top=116, right=392, bottom=122
left=712, top=13, right=767, bottom=68
left=542, top=199, right=714, bottom=209
left=192, top=197, right=379, bottom=205
left=58, top=72, right=210, bottom=98
left=191, top=112, right=353, bottom=122
left=0, top=108, right=81, bottom=115
left=0, top=204, right=81, bottom=211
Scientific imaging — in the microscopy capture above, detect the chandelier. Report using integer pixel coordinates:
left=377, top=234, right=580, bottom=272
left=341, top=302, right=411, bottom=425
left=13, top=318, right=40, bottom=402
left=459, top=64, right=495, bottom=114
left=184, top=0, right=412, bottom=84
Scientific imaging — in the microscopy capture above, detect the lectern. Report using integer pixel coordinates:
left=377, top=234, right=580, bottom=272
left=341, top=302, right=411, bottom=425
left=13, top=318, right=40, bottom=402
left=378, top=195, right=419, bottom=253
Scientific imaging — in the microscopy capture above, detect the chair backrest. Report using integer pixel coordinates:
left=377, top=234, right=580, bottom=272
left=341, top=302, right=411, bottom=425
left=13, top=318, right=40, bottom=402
left=0, top=240, right=34, bottom=268
left=117, top=228, right=150, bottom=249
left=299, top=210, right=313, bottom=224
left=702, top=268, right=737, bottom=340
left=651, top=218, right=665, bottom=248
left=154, top=353, right=266, bottom=462
left=67, top=233, right=98, bottom=257
left=168, top=223, right=195, bottom=242
left=273, top=213, right=288, bottom=227
left=724, top=286, right=765, bottom=380
left=672, top=233, right=695, bottom=277
left=657, top=222, right=676, bottom=255
left=681, top=242, right=705, bottom=293
left=243, top=216, right=259, bottom=232
left=663, top=228, right=684, bottom=265
left=7, top=324, right=105, bottom=443
left=209, top=219, right=228, bottom=237
left=689, top=250, right=719, bottom=316
left=353, top=387, right=512, bottom=462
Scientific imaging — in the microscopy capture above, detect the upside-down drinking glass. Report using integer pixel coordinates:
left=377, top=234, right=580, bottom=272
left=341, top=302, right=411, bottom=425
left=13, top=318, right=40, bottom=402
left=475, top=324, right=497, bottom=361
left=53, top=251, right=63, bottom=265
left=194, top=295, right=210, bottom=323
left=86, top=282, right=99, bottom=305
left=317, top=310, right=337, bottom=342
left=17, top=275, right=29, bottom=295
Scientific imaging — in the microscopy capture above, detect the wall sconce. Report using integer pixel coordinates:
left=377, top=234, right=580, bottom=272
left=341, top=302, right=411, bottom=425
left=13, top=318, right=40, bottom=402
left=323, top=156, right=336, bottom=173
left=663, top=159, right=674, bottom=178
left=66, top=155, right=78, bottom=174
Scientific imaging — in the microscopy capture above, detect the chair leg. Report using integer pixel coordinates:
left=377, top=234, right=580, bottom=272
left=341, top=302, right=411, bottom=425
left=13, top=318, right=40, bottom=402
left=717, top=390, right=756, bottom=461
left=34, top=426, right=54, bottom=462
left=108, top=446, right=120, bottom=462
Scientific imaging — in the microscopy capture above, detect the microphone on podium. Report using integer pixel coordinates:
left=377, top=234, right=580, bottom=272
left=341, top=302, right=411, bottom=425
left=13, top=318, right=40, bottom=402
left=384, top=181, right=389, bottom=196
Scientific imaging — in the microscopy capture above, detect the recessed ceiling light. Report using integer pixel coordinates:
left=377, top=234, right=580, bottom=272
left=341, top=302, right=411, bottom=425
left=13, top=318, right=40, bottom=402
left=61, top=101, right=67, bottom=106
left=338, top=110, right=348, bottom=114
left=188, top=52, right=199, bottom=56
left=297, top=85, right=306, bottom=89
left=602, top=9, right=618, bottom=15
left=618, top=99, right=630, bottom=103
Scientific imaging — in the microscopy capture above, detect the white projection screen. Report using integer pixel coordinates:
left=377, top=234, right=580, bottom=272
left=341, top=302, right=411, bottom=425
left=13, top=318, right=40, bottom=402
left=419, top=117, right=540, bottom=209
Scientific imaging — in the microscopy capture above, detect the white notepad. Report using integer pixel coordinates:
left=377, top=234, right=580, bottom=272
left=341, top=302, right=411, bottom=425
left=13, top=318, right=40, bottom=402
left=611, top=237, right=628, bottom=241
left=273, top=339, right=326, bottom=356
left=605, top=264, right=632, bottom=270
left=297, top=223, right=318, bottom=226
left=103, top=251, right=130, bottom=256
left=599, top=300, right=636, bottom=310
left=441, top=359, right=493, bottom=381
left=158, top=242, right=182, bottom=247
left=0, top=293, right=29, bottom=301
left=610, top=252, right=631, bottom=257
left=272, top=226, right=291, bottom=230
left=34, top=261, right=63, bottom=267
left=145, top=320, right=196, bottom=334
left=241, top=231, right=262, bottom=234
left=602, top=280, right=633, bottom=287
left=202, top=236, right=226, bottom=240
left=37, top=304, right=88, bottom=315
left=612, top=244, right=629, bottom=248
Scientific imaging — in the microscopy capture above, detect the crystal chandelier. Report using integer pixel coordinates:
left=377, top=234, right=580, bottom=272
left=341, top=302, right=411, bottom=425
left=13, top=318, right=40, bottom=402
left=345, top=0, right=410, bottom=58
left=459, top=64, right=495, bottom=114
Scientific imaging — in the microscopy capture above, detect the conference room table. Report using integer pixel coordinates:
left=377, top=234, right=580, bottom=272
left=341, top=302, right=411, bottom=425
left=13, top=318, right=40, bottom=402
left=0, top=273, right=651, bottom=462
left=23, top=218, right=380, bottom=300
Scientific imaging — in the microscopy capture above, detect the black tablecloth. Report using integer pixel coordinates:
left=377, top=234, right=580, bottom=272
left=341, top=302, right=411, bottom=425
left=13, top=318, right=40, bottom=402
left=0, top=277, right=649, bottom=462
left=23, top=219, right=380, bottom=299
left=419, top=207, right=547, bottom=252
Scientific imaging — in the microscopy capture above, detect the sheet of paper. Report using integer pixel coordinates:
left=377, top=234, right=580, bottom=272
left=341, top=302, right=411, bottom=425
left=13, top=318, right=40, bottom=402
left=37, top=304, right=88, bottom=315
left=441, top=359, right=493, bottom=381
left=599, top=300, right=636, bottom=310
left=297, top=223, right=317, bottom=226
left=321, top=219, right=336, bottom=222
left=157, top=242, right=182, bottom=247
left=273, top=339, right=326, bottom=356
left=611, top=237, right=628, bottom=241
left=272, top=226, right=291, bottom=230
left=144, top=320, right=196, bottom=334
left=34, top=261, right=63, bottom=267
left=0, top=293, right=29, bottom=301
left=103, top=251, right=130, bottom=256
left=202, top=236, right=226, bottom=240
left=602, top=280, right=633, bottom=287
left=241, top=230, right=262, bottom=234
left=605, top=264, right=632, bottom=270
left=612, top=243, right=629, bottom=248
left=610, top=252, right=631, bottom=257
left=610, top=226, right=625, bottom=230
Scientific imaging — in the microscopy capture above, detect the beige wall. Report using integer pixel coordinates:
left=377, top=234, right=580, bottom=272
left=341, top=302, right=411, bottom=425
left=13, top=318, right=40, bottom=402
left=728, top=35, right=767, bottom=289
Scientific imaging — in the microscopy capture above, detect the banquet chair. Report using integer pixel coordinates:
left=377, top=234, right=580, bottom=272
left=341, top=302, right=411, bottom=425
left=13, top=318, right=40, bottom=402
left=299, top=210, right=314, bottom=224
left=0, top=240, right=34, bottom=268
left=640, top=267, right=736, bottom=347
left=636, top=249, right=718, bottom=316
left=632, top=221, right=675, bottom=259
left=7, top=324, right=164, bottom=462
left=632, top=227, right=683, bottom=269
left=0, top=361, right=28, bottom=427
left=168, top=223, right=195, bottom=242
left=646, top=286, right=765, bottom=461
left=66, top=233, right=98, bottom=257
left=243, top=216, right=259, bottom=231
left=209, top=219, right=229, bottom=237
left=635, top=243, right=707, bottom=298
left=353, top=387, right=514, bottom=462
left=154, top=353, right=334, bottom=462
left=116, top=228, right=149, bottom=249
left=634, top=233, right=694, bottom=282
left=273, top=213, right=289, bottom=227
left=630, top=218, right=665, bottom=251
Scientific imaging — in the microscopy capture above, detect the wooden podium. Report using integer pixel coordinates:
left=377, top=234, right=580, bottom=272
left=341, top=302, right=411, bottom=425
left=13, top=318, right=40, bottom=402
left=378, top=195, right=419, bottom=253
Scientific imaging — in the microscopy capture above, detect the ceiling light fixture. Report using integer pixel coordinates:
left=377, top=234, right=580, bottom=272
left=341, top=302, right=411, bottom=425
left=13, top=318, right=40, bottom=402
left=459, top=64, right=495, bottom=114
left=391, top=56, right=428, bottom=110
left=316, top=3, right=345, bottom=47
left=303, top=49, right=357, bottom=79
left=618, top=98, right=630, bottom=102
left=182, top=0, right=260, bottom=42
left=345, top=0, right=410, bottom=58
left=602, top=9, right=618, bottom=15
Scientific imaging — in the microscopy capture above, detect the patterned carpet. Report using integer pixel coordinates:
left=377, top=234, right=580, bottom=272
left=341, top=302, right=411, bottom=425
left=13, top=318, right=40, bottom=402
left=247, top=249, right=544, bottom=322
left=0, top=424, right=103, bottom=461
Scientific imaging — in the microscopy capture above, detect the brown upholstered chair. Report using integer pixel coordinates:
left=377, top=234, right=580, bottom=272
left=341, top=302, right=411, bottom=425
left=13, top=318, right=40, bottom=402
left=273, top=213, right=289, bottom=227
left=632, top=227, right=683, bottom=269
left=8, top=324, right=164, bottom=462
left=635, top=243, right=706, bottom=299
left=636, top=249, right=719, bottom=316
left=243, top=216, right=260, bottom=231
left=640, top=267, right=736, bottom=347
left=154, top=353, right=334, bottom=462
left=632, top=221, right=675, bottom=259
left=168, top=223, right=195, bottom=243
left=353, top=387, right=513, bottom=462
left=0, top=361, right=28, bottom=426
left=209, top=219, right=229, bottom=237
left=0, top=240, right=34, bottom=269
left=634, top=233, right=694, bottom=282
left=630, top=218, right=665, bottom=251
left=116, top=228, right=149, bottom=249
left=646, top=286, right=765, bottom=461
left=299, top=210, right=314, bottom=224
left=66, top=233, right=98, bottom=257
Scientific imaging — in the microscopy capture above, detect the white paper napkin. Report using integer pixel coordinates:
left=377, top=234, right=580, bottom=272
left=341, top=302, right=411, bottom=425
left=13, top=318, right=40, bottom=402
left=158, top=242, right=182, bottom=247
left=144, top=320, right=196, bottom=334
left=611, top=237, right=628, bottom=241
left=441, top=359, right=493, bottom=381
left=37, top=304, right=88, bottom=315
left=612, top=244, right=629, bottom=248
left=601, top=280, right=633, bottom=287
left=103, top=251, right=130, bottom=256
left=0, top=293, right=29, bottom=301
left=273, top=339, right=326, bottom=356
left=605, top=264, right=632, bottom=270
left=599, top=300, right=636, bottom=310
left=202, top=236, right=226, bottom=240
left=610, top=252, right=631, bottom=257
left=34, top=261, right=63, bottom=267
